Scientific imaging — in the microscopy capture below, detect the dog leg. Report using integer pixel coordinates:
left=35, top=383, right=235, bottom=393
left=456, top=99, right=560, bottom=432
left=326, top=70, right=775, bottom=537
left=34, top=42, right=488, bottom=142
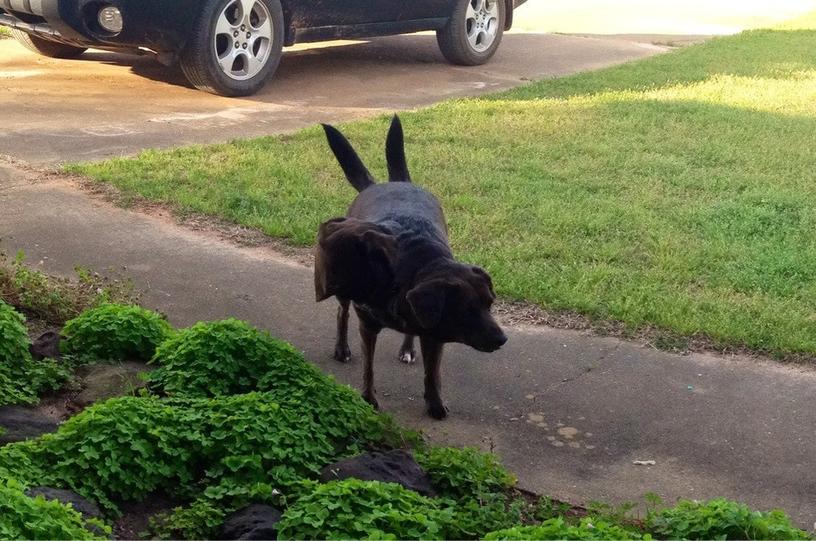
left=333, top=298, right=352, bottom=363
left=420, top=336, right=447, bottom=420
left=398, top=334, right=416, bottom=364
left=359, top=320, right=381, bottom=409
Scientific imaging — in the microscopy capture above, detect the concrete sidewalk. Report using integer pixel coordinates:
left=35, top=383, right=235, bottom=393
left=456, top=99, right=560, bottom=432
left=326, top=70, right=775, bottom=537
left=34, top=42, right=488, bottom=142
left=1, top=166, right=814, bottom=528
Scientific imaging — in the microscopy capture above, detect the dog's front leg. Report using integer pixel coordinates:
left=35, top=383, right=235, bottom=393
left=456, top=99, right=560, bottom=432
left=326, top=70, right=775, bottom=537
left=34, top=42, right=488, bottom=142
left=359, top=319, right=382, bottom=409
left=334, top=298, right=352, bottom=363
left=419, top=336, right=447, bottom=420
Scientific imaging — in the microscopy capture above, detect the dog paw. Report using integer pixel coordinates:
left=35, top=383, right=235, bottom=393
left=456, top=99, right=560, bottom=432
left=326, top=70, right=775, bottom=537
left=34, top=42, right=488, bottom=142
left=427, top=401, right=448, bottom=420
left=364, top=393, right=380, bottom=410
left=333, top=345, right=351, bottom=363
left=398, top=350, right=416, bottom=364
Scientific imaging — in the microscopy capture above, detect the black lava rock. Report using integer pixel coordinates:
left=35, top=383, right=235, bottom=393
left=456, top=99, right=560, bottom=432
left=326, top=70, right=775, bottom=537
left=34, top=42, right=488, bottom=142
left=221, top=504, right=283, bottom=540
left=0, top=406, right=58, bottom=445
left=319, top=449, right=435, bottom=497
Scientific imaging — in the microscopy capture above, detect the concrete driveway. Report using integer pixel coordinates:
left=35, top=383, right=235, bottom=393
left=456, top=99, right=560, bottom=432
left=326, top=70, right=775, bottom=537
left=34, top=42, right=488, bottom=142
left=0, top=32, right=664, bottom=165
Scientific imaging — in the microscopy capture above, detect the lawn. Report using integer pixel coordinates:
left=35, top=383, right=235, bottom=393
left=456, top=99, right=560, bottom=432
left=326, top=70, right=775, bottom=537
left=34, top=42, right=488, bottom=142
left=71, top=16, right=816, bottom=359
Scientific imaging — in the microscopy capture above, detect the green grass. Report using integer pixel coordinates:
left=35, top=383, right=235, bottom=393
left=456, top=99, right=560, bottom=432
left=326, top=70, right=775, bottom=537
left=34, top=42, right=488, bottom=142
left=71, top=19, right=816, bottom=358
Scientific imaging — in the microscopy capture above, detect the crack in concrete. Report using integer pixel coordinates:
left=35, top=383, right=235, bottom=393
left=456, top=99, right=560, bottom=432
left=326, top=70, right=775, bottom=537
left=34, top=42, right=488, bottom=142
left=543, top=342, right=623, bottom=394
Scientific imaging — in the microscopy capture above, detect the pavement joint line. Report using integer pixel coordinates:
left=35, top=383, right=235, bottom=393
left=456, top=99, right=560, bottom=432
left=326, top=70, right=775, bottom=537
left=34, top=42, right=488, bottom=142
left=543, top=343, right=623, bottom=393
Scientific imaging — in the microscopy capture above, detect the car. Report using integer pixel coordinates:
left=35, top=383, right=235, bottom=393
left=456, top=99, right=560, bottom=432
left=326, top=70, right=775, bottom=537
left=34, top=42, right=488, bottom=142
left=0, top=0, right=528, bottom=96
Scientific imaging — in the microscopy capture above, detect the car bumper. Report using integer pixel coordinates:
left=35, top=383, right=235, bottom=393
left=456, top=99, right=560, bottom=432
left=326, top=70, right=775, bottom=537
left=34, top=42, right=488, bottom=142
left=0, top=0, right=195, bottom=52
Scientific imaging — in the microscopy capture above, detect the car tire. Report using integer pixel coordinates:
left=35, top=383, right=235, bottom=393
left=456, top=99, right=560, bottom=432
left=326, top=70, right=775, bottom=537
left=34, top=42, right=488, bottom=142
left=180, top=0, right=284, bottom=97
left=11, top=30, right=86, bottom=59
left=437, top=0, right=505, bottom=66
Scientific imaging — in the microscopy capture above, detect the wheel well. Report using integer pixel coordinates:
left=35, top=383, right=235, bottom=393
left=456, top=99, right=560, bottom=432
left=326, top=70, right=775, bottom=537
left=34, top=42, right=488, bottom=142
left=504, top=0, right=513, bottom=30
left=279, top=0, right=296, bottom=46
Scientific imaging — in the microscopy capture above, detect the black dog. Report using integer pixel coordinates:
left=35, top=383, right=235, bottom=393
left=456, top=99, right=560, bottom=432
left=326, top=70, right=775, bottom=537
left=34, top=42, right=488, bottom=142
left=315, top=116, right=507, bottom=419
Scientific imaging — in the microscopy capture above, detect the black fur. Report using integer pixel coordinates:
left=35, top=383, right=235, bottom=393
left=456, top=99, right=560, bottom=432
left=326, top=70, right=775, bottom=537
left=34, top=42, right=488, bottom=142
left=321, top=123, right=375, bottom=192
left=316, top=115, right=507, bottom=419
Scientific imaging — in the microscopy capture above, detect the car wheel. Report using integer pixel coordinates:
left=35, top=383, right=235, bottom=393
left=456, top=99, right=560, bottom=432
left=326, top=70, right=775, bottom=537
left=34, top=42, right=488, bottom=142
left=437, top=0, right=505, bottom=66
left=11, top=30, right=86, bottom=59
left=180, top=0, right=284, bottom=97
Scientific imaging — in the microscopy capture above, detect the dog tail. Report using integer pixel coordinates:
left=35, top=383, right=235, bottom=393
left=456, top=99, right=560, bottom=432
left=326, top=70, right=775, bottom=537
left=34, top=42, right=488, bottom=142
left=322, top=123, right=376, bottom=192
left=386, top=115, right=411, bottom=183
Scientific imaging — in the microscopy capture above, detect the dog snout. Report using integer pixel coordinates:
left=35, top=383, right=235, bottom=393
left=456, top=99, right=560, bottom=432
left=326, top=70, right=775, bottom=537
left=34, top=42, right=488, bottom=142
left=470, top=327, right=507, bottom=352
left=485, top=330, right=508, bottom=351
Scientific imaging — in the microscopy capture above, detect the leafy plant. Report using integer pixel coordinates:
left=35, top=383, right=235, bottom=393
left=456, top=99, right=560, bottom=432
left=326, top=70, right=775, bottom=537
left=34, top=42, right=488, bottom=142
left=150, top=480, right=290, bottom=540
left=416, top=447, right=516, bottom=500
left=484, top=517, right=651, bottom=540
left=443, top=491, right=526, bottom=540
left=61, top=303, right=174, bottom=362
left=587, top=500, right=638, bottom=526
left=535, top=496, right=574, bottom=521
left=150, top=498, right=226, bottom=540
left=277, top=479, right=450, bottom=540
left=147, top=318, right=313, bottom=398
left=0, top=251, right=137, bottom=324
left=0, top=299, right=30, bottom=367
left=646, top=499, right=811, bottom=540
left=0, top=479, right=110, bottom=540
left=0, top=384, right=388, bottom=513
left=0, top=300, right=70, bottom=406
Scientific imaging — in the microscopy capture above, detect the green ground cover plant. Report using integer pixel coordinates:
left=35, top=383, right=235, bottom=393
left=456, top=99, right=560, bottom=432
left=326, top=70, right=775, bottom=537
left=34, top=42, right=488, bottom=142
left=0, top=479, right=109, bottom=540
left=0, top=251, right=137, bottom=325
left=147, top=318, right=311, bottom=397
left=416, top=446, right=517, bottom=500
left=485, top=517, right=650, bottom=540
left=645, top=498, right=810, bottom=540
left=277, top=479, right=451, bottom=540
left=0, top=299, right=810, bottom=540
left=71, top=17, right=816, bottom=359
left=61, top=303, right=174, bottom=362
left=0, top=390, right=393, bottom=513
left=0, top=300, right=70, bottom=406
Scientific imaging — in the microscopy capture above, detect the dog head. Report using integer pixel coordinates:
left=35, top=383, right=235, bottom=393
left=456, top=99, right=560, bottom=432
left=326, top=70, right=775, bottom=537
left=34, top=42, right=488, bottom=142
left=406, top=263, right=507, bottom=352
left=315, top=217, right=398, bottom=303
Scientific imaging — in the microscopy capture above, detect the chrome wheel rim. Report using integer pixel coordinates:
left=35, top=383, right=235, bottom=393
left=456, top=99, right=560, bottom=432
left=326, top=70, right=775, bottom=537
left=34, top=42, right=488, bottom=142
left=213, top=0, right=273, bottom=81
left=465, top=0, right=499, bottom=53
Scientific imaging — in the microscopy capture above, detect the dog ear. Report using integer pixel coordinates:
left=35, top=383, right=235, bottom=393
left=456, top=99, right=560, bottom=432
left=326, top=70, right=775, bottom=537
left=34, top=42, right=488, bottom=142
left=314, top=218, right=398, bottom=303
left=407, top=279, right=448, bottom=329
left=322, top=124, right=376, bottom=192
left=314, top=217, right=347, bottom=301
left=316, top=217, right=347, bottom=246
left=386, top=115, right=411, bottom=183
left=360, top=228, right=398, bottom=293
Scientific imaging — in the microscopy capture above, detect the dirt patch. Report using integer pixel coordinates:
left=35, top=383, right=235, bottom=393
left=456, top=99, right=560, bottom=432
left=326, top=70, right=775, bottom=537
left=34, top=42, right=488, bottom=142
left=113, top=495, right=180, bottom=540
left=72, top=173, right=316, bottom=266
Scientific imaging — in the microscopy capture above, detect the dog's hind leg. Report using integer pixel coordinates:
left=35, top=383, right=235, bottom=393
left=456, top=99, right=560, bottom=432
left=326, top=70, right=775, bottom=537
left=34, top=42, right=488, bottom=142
left=420, top=336, right=448, bottom=420
left=398, top=335, right=416, bottom=364
left=359, top=319, right=382, bottom=409
left=333, top=298, right=352, bottom=363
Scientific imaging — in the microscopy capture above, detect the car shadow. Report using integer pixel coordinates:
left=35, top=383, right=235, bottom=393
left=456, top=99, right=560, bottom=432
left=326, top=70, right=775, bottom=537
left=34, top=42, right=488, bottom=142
left=72, top=32, right=551, bottom=99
